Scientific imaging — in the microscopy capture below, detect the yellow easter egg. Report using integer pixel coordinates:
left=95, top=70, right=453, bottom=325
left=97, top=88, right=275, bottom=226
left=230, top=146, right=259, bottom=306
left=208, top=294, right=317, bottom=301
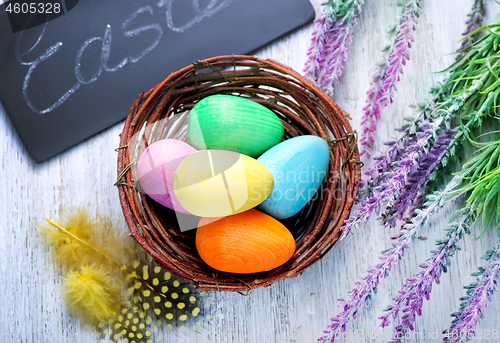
left=174, top=150, right=273, bottom=217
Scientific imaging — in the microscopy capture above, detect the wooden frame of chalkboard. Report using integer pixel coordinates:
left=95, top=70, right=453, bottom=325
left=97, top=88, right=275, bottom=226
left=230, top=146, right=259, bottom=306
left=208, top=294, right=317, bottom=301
left=0, top=0, right=315, bottom=163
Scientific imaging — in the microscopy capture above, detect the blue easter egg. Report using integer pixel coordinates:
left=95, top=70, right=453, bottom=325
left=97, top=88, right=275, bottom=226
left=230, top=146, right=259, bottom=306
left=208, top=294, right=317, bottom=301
left=257, top=135, right=330, bottom=219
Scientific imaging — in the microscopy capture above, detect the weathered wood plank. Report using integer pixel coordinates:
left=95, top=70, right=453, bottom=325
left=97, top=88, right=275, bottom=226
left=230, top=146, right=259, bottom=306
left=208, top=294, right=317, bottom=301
left=1, top=1, right=499, bottom=342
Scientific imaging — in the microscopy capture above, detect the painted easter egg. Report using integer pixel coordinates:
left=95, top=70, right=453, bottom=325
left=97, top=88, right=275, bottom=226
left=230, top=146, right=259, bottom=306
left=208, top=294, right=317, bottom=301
left=136, top=139, right=197, bottom=213
left=187, top=94, right=284, bottom=157
left=257, top=135, right=330, bottom=219
left=174, top=150, right=274, bottom=217
left=196, top=209, right=296, bottom=274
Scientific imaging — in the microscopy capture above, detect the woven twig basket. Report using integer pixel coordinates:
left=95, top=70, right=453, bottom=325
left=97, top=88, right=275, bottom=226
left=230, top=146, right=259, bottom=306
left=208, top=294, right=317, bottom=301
left=116, top=55, right=361, bottom=293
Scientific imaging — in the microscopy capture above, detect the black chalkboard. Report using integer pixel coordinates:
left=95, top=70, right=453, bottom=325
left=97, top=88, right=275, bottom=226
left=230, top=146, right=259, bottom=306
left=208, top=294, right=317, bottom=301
left=0, top=0, right=315, bottom=163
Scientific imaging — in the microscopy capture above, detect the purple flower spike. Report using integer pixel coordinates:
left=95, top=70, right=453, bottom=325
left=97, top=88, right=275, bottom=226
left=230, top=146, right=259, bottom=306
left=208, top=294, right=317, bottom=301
left=456, top=0, right=484, bottom=59
left=342, top=79, right=490, bottom=239
left=358, top=97, right=442, bottom=202
left=443, top=243, right=500, bottom=342
left=379, top=205, right=476, bottom=343
left=304, top=0, right=364, bottom=95
left=360, top=0, right=421, bottom=156
left=341, top=114, right=445, bottom=238
left=382, top=128, right=456, bottom=227
left=381, top=88, right=495, bottom=227
left=320, top=178, right=464, bottom=342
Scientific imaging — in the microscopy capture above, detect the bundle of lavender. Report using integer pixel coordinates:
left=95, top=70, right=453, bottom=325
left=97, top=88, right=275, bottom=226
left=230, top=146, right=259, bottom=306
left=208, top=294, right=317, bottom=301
left=316, top=3, right=500, bottom=342
left=360, top=0, right=422, bottom=156
left=304, top=0, right=364, bottom=95
left=358, top=0, right=483, bottom=156
left=378, top=135, right=500, bottom=341
left=344, top=1, right=488, bottom=238
left=444, top=242, right=500, bottom=342
left=305, top=0, right=423, bottom=156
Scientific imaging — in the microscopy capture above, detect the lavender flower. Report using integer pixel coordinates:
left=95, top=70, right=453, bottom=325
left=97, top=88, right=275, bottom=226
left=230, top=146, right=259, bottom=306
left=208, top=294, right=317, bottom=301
left=319, top=8, right=492, bottom=343
left=380, top=136, right=500, bottom=341
left=358, top=92, right=444, bottom=201
left=382, top=91, right=496, bottom=227
left=443, top=244, right=500, bottom=342
left=360, top=0, right=421, bottom=156
left=368, top=115, right=445, bottom=215
left=382, top=128, right=456, bottom=226
left=343, top=113, right=453, bottom=237
left=319, top=176, right=464, bottom=342
left=456, top=0, right=485, bottom=59
left=322, top=115, right=499, bottom=341
left=343, top=94, right=471, bottom=238
left=342, top=28, right=496, bottom=239
left=379, top=205, right=477, bottom=343
left=304, top=0, right=364, bottom=95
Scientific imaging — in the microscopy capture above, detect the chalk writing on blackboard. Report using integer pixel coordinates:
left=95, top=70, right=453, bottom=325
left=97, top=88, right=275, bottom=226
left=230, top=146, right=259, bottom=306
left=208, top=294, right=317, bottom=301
left=159, top=0, right=233, bottom=33
left=17, top=0, right=234, bottom=115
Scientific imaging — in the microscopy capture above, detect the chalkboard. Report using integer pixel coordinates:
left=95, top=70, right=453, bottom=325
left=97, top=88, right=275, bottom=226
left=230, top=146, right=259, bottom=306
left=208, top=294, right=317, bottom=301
left=0, top=0, right=315, bottom=163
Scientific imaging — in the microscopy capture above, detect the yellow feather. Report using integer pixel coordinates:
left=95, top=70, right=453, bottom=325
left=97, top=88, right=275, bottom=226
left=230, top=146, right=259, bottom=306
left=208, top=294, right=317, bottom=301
left=63, top=266, right=122, bottom=327
left=40, top=207, right=146, bottom=283
left=39, top=209, right=97, bottom=270
left=40, top=207, right=209, bottom=337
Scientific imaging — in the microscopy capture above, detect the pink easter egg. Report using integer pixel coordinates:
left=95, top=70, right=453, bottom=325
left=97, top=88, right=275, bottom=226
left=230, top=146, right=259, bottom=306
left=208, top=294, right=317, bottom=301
left=136, top=139, right=197, bottom=213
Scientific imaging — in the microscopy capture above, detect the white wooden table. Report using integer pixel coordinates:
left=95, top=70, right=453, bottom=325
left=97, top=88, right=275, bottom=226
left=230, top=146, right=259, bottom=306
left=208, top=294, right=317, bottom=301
left=2, top=1, right=500, bottom=342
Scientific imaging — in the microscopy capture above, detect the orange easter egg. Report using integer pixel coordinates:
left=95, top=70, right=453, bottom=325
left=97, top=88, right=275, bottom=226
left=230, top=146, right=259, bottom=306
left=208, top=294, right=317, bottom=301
left=195, top=209, right=296, bottom=274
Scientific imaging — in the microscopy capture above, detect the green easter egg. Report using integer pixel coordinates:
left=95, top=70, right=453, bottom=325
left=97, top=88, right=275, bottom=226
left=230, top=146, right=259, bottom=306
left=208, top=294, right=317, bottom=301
left=187, top=94, right=284, bottom=157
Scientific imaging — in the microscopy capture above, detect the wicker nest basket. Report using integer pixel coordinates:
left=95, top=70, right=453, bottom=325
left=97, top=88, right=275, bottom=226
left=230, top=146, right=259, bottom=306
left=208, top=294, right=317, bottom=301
left=116, top=55, right=361, bottom=293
